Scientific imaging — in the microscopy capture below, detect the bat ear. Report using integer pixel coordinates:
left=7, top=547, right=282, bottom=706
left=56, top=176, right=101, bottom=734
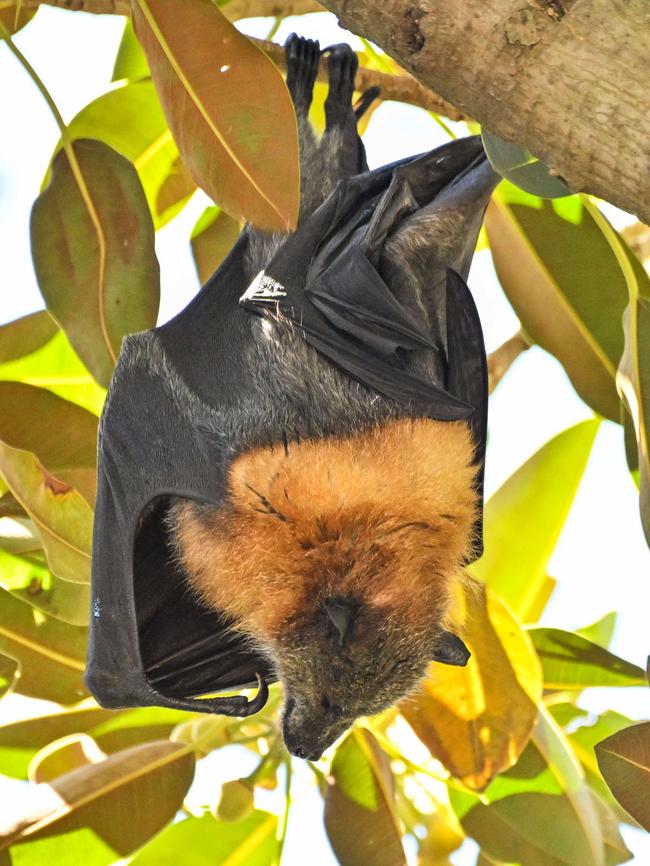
left=324, top=597, right=359, bottom=645
left=431, top=631, right=470, bottom=666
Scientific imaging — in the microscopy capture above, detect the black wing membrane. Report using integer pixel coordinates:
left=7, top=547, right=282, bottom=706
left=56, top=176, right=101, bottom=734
left=86, top=136, right=497, bottom=715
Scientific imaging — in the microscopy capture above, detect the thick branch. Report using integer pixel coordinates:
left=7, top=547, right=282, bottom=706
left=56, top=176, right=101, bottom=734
left=22, top=0, right=324, bottom=18
left=320, top=0, right=650, bottom=223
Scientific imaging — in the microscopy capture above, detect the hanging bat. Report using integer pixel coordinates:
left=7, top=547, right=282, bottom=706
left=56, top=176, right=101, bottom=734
left=87, top=35, right=498, bottom=760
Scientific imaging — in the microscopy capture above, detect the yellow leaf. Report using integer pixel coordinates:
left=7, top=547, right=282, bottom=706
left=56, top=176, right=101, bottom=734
left=402, top=580, right=542, bottom=791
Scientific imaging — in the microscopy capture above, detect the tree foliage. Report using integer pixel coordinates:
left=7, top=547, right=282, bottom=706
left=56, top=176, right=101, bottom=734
left=0, top=2, right=648, bottom=865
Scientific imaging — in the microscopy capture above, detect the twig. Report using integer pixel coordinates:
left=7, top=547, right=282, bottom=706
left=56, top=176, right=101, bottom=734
left=17, top=0, right=469, bottom=121
left=20, top=0, right=324, bottom=17
left=487, top=329, right=532, bottom=393
left=258, top=38, right=468, bottom=120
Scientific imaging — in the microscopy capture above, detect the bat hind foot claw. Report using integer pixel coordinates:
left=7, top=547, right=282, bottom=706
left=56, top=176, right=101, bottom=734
left=324, top=43, right=358, bottom=129
left=285, top=33, right=320, bottom=115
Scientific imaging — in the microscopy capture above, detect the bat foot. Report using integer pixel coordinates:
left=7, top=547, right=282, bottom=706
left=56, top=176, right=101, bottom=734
left=323, top=43, right=358, bottom=129
left=285, top=33, right=320, bottom=115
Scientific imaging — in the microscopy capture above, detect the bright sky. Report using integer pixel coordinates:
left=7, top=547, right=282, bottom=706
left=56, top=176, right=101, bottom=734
left=0, top=7, right=648, bottom=865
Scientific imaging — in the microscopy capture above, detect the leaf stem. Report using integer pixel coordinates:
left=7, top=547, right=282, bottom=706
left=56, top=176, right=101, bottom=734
left=275, top=756, right=292, bottom=865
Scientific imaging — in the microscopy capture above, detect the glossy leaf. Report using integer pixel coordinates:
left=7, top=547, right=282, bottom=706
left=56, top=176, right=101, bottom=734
left=52, top=82, right=191, bottom=229
left=0, top=588, right=87, bottom=704
left=568, top=712, right=635, bottom=817
left=402, top=580, right=542, bottom=791
left=452, top=707, right=605, bottom=866
left=529, top=628, right=646, bottom=689
left=29, top=734, right=106, bottom=783
left=112, top=18, right=149, bottom=82
left=481, top=130, right=571, bottom=198
left=0, top=4, right=36, bottom=35
left=0, top=329, right=105, bottom=416
left=129, top=811, right=277, bottom=866
left=0, top=740, right=195, bottom=858
left=156, top=156, right=196, bottom=219
left=131, top=0, right=299, bottom=231
left=0, top=383, right=98, bottom=505
left=589, top=204, right=650, bottom=545
left=0, top=545, right=89, bottom=627
left=0, top=442, right=92, bottom=583
left=577, top=612, right=618, bottom=649
left=31, top=138, right=160, bottom=388
left=618, top=287, right=650, bottom=546
left=486, top=190, right=629, bottom=421
left=0, top=826, right=118, bottom=866
left=0, top=312, right=57, bottom=364
left=0, top=705, right=191, bottom=779
left=590, top=791, right=633, bottom=866
left=325, top=727, right=406, bottom=866
left=471, top=419, right=599, bottom=620
left=595, top=722, right=650, bottom=830
left=0, top=653, right=18, bottom=700
left=190, top=206, right=241, bottom=284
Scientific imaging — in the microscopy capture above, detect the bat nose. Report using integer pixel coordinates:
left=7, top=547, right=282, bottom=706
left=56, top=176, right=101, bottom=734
left=286, top=741, right=322, bottom=761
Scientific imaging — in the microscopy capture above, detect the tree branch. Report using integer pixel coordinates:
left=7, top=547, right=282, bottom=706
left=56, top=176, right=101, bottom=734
left=256, top=38, right=467, bottom=119
left=21, top=0, right=324, bottom=19
left=21, top=0, right=468, bottom=120
left=487, top=330, right=532, bottom=393
left=319, top=0, right=650, bottom=223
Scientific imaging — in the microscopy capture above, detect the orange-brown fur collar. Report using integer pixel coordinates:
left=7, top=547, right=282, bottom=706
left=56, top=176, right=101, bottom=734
left=172, top=418, right=477, bottom=644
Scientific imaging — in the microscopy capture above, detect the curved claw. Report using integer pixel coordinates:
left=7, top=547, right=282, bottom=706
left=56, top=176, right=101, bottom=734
left=238, top=672, right=269, bottom=717
left=165, top=674, right=270, bottom=717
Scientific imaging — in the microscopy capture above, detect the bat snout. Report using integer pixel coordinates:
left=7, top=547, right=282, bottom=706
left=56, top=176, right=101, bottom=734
left=282, top=698, right=345, bottom=760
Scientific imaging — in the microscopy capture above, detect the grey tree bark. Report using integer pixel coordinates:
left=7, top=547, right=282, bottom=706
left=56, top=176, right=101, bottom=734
left=320, top=0, right=650, bottom=222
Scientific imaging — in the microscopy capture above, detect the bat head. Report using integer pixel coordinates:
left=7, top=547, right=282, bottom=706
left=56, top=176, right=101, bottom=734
left=276, top=595, right=469, bottom=760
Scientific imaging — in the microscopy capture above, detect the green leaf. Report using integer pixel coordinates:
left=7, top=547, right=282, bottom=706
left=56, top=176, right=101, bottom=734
left=0, top=442, right=92, bottom=584
left=583, top=202, right=650, bottom=546
left=618, top=286, right=650, bottom=547
left=0, top=705, right=191, bottom=779
left=51, top=81, right=192, bottom=229
left=0, top=740, right=195, bottom=858
left=0, top=544, right=89, bottom=627
left=31, top=139, right=160, bottom=388
left=325, top=727, right=406, bottom=866
left=402, top=580, right=542, bottom=791
left=190, top=206, right=241, bottom=284
left=529, top=628, right=646, bottom=689
left=486, top=191, right=630, bottom=421
left=482, top=130, right=571, bottom=198
left=131, top=0, right=300, bottom=231
left=0, top=653, right=18, bottom=700
left=0, top=588, right=87, bottom=704
left=0, top=312, right=57, bottom=364
left=568, top=711, right=634, bottom=816
left=590, top=790, right=633, bottom=866
left=576, top=612, right=618, bottom=649
left=470, top=419, right=600, bottom=620
left=0, top=329, right=105, bottom=417
left=29, top=733, right=106, bottom=783
left=129, top=811, right=277, bottom=866
left=595, top=722, right=650, bottom=831
left=0, top=383, right=98, bottom=506
left=112, top=18, right=150, bottom=82
left=4, top=827, right=119, bottom=866
left=452, top=706, right=605, bottom=866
